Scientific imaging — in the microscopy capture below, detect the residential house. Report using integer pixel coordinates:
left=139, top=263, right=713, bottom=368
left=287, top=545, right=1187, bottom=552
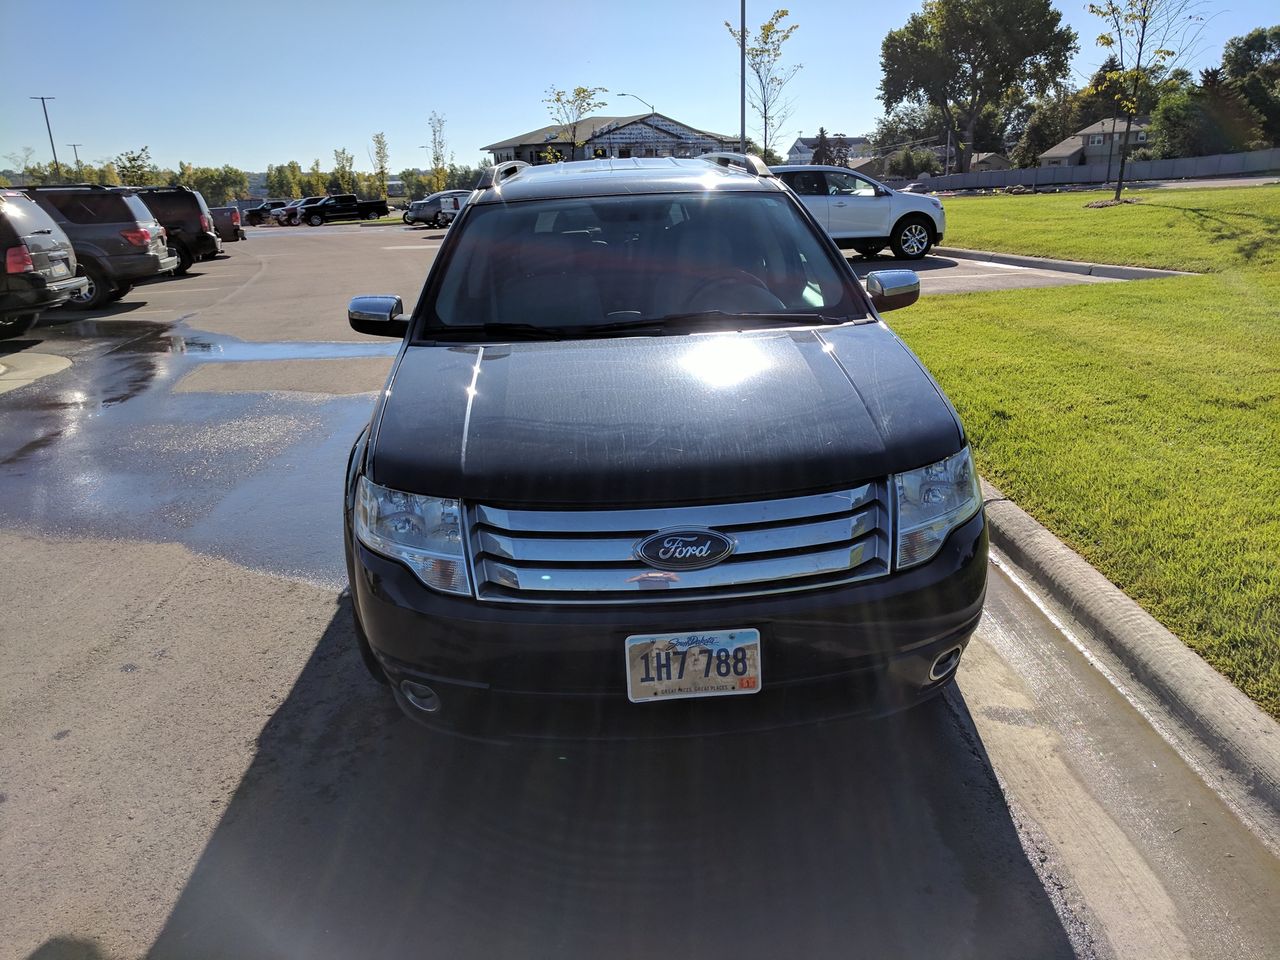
left=483, top=113, right=737, bottom=165
left=970, top=152, right=1011, bottom=171
left=786, top=134, right=872, bottom=164
left=1038, top=116, right=1152, bottom=167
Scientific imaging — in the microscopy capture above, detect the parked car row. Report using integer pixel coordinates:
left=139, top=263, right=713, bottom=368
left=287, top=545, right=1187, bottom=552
left=242, top=193, right=390, bottom=227
left=1, top=182, right=231, bottom=331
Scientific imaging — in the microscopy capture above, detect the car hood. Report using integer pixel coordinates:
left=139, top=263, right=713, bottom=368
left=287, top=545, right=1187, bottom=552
left=370, top=324, right=963, bottom=506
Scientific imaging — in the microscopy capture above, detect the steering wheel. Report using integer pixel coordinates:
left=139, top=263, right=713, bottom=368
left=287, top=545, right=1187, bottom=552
left=684, top=270, right=787, bottom=313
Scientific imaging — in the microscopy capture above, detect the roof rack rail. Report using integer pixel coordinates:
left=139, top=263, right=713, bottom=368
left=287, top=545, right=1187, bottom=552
left=476, top=160, right=530, bottom=189
left=701, top=152, right=774, bottom=177
left=19, top=182, right=111, bottom=191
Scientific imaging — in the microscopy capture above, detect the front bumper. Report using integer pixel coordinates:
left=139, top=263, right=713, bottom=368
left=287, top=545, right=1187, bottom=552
left=348, top=509, right=987, bottom=740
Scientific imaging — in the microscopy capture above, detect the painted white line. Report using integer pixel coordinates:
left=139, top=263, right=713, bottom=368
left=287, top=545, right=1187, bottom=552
left=980, top=261, right=1032, bottom=271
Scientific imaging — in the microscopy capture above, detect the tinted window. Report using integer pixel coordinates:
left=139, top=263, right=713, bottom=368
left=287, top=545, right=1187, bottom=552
left=0, top=192, right=62, bottom=243
left=136, top=192, right=196, bottom=220
left=427, top=191, right=862, bottom=332
left=42, top=191, right=138, bottom=224
left=782, top=171, right=827, bottom=196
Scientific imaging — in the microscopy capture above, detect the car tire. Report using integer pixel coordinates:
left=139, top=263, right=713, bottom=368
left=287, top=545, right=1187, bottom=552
left=365, top=210, right=379, bottom=220
left=854, top=244, right=884, bottom=258
left=65, top=262, right=111, bottom=310
left=308, top=214, right=324, bottom=227
left=105, top=283, right=133, bottom=303
left=402, top=212, right=412, bottom=224
left=172, top=243, right=194, bottom=275
left=0, top=314, right=37, bottom=341
left=890, top=216, right=934, bottom=260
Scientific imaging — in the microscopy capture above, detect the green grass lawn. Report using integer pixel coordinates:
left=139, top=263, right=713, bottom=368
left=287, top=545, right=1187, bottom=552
left=892, top=184, right=1280, bottom=717
left=942, top=184, right=1280, bottom=273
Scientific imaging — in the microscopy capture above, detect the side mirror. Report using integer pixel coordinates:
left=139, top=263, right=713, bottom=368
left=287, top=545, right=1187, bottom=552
left=348, top=295, right=407, bottom=337
left=865, top=270, right=920, bottom=312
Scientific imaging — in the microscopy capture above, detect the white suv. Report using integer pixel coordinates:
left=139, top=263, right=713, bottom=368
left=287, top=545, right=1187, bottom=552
left=772, top=165, right=945, bottom=260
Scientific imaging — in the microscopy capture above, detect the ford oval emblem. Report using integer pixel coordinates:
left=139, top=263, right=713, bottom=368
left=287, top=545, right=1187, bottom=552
left=634, top=528, right=736, bottom=571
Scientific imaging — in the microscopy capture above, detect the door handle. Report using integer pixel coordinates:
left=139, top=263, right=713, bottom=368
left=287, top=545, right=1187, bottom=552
left=833, top=201, right=847, bottom=207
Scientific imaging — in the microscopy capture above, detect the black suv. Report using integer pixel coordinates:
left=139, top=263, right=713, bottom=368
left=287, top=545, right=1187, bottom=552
left=343, top=155, right=987, bottom=739
left=22, top=185, right=178, bottom=310
left=123, top=185, right=221, bottom=273
left=245, top=199, right=287, bottom=226
left=0, top=190, right=87, bottom=339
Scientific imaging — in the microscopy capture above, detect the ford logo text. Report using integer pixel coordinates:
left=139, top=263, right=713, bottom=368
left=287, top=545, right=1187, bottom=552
left=634, top=529, right=735, bottom=571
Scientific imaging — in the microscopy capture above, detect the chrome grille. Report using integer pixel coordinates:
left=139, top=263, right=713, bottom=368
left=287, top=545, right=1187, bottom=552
left=467, top=483, right=891, bottom=604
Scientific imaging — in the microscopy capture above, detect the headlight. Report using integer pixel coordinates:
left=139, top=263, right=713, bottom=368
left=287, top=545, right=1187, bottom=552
left=354, top=477, right=470, bottom=595
left=893, top=447, right=982, bottom=569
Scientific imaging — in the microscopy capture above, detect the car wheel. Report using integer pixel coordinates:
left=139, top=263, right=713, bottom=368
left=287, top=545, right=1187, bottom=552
left=854, top=244, right=884, bottom=258
left=0, top=314, right=37, bottom=341
left=308, top=214, right=324, bottom=227
left=402, top=212, right=412, bottom=224
left=172, top=243, right=194, bottom=275
left=105, top=282, right=133, bottom=303
left=890, top=217, right=933, bottom=260
left=65, top=262, right=111, bottom=310
left=365, top=210, right=379, bottom=220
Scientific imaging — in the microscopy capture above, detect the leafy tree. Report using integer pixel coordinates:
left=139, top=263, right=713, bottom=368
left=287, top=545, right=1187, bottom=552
left=1010, top=86, right=1079, bottom=166
left=303, top=159, right=327, bottom=196
left=1151, top=68, right=1265, bottom=158
left=1087, top=0, right=1210, bottom=198
left=810, top=127, right=833, bottom=165
left=725, top=9, right=802, bottom=159
left=427, top=112, right=450, bottom=191
left=0, top=173, right=10, bottom=187
left=872, top=103, right=946, bottom=154
left=1221, top=25, right=1280, bottom=144
left=399, top=167, right=429, bottom=200
left=886, top=147, right=942, bottom=178
left=113, top=146, right=162, bottom=185
left=331, top=148, right=356, bottom=194
left=880, top=0, right=1076, bottom=172
left=544, top=85, right=608, bottom=161
left=444, top=161, right=488, bottom=191
left=266, top=162, right=303, bottom=198
left=371, top=132, right=390, bottom=199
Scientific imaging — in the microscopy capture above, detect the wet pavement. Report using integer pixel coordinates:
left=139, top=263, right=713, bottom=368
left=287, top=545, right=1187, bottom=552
left=2, top=226, right=1278, bottom=960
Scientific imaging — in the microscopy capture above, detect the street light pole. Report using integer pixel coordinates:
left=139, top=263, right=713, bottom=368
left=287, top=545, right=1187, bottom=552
left=30, top=96, right=63, bottom=180
left=616, top=92, right=655, bottom=115
left=67, top=143, right=84, bottom=179
left=740, top=0, right=747, bottom=154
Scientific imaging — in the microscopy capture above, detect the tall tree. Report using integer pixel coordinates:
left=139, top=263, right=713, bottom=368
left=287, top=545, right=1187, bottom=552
left=1087, top=0, right=1209, bottom=198
left=331, top=148, right=356, bottom=193
left=880, top=0, right=1076, bottom=172
left=1151, top=68, right=1265, bottom=158
left=544, top=86, right=608, bottom=161
left=266, top=162, right=303, bottom=199
left=725, top=9, right=802, bottom=159
left=113, top=146, right=160, bottom=185
left=1221, top=25, right=1280, bottom=144
left=370, top=132, right=391, bottom=199
left=427, top=112, right=450, bottom=191
left=304, top=159, right=327, bottom=196
left=810, top=127, right=833, bottom=165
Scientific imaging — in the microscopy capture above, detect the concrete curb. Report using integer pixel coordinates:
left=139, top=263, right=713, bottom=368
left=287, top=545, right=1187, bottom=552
left=981, top=479, right=1280, bottom=832
left=936, top=246, right=1195, bottom=280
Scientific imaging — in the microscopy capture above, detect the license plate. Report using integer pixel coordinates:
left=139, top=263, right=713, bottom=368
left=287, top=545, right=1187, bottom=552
left=625, top=629, right=762, bottom=703
left=49, top=259, right=70, bottom=278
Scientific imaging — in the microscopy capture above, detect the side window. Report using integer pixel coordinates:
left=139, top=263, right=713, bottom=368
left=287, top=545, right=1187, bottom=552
left=783, top=172, right=826, bottom=196
left=1090, top=134, right=1104, bottom=146
left=824, top=173, right=877, bottom=197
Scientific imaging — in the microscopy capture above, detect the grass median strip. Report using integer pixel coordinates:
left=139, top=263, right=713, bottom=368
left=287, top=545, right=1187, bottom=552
left=892, top=184, right=1280, bottom=717
left=943, top=184, right=1280, bottom=274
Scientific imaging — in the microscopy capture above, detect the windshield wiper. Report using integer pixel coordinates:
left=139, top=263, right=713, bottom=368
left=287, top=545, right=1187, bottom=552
left=574, top=311, right=854, bottom=335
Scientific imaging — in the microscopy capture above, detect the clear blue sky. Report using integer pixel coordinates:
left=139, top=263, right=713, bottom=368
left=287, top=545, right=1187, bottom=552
left=1, top=0, right=1273, bottom=174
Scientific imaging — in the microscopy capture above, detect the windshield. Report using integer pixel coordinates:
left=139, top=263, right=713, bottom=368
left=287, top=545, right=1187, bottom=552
left=423, top=191, right=861, bottom=336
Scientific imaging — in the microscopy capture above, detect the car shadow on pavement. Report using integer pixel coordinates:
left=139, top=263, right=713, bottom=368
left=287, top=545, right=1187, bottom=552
left=846, top=255, right=958, bottom=278
left=147, top=596, right=1083, bottom=960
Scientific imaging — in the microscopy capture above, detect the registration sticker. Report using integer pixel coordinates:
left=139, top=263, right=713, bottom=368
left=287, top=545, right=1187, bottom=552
left=625, top=629, right=762, bottom=703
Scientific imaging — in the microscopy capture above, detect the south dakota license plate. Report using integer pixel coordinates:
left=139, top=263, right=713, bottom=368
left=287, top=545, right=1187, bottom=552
left=624, top=629, right=762, bottom=703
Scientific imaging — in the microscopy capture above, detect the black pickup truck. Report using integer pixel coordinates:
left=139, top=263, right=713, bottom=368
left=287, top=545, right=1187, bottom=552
left=244, top=199, right=288, bottom=226
left=298, top=194, right=389, bottom=226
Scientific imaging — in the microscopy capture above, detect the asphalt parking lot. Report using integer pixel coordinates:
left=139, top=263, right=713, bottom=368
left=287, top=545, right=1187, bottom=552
left=2, top=224, right=1277, bottom=960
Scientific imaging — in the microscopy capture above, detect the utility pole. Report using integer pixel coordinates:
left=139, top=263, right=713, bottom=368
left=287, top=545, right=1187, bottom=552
left=30, top=97, right=63, bottom=180
left=67, top=143, right=84, bottom=180
left=739, top=0, right=746, bottom=154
